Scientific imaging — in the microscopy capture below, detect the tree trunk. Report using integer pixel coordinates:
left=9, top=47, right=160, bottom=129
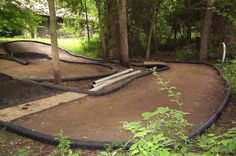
left=186, top=0, right=191, bottom=45
left=47, top=0, right=61, bottom=84
left=145, top=26, right=153, bottom=59
left=145, top=1, right=157, bottom=59
left=95, top=0, right=107, bottom=61
left=173, top=23, right=177, bottom=51
left=119, top=0, right=129, bottom=67
left=108, top=0, right=120, bottom=60
left=199, top=0, right=214, bottom=62
left=84, top=0, right=90, bottom=44
left=187, top=23, right=191, bottom=44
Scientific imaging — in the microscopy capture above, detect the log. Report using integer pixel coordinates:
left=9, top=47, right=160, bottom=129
left=94, top=68, right=133, bottom=84
left=90, top=70, right=142, bottom=91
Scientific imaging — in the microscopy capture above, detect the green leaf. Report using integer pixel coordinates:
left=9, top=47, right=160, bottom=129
left=159, top=150, right=170, bottom=156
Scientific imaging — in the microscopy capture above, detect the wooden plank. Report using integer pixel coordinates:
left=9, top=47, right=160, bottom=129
left=144, top=61, right=167, bottom=65
left=90, top=70, right=142, bottom=91
left=94, top=68, right=133, bottom=84
left=0, top=92, right=87, bottom=122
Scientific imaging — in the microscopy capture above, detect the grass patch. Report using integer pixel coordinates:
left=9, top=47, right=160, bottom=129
left=219, top=60, right=236, bottom=94
left=0, top=37, right=100, bottom=58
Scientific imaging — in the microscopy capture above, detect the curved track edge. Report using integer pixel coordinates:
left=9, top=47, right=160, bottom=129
left=0, top=42, right=232, bottom=150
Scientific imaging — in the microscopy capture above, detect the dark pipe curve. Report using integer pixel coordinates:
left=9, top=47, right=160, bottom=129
left=0, top=41, right=232, bottom=150
left=0, top=61, right=231, bottom=150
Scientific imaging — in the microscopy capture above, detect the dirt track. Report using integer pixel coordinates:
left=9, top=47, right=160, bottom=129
left=0, top=59, right=109, bottom=79
left=11, top=63, right=225, bottom=142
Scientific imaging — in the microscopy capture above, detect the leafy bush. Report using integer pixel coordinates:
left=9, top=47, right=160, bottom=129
left=55, top=131, right=80, bottom=156
left=123, top=107, right=191, bottom=156
left=220, top=60, right=236, bottom=94
left=100, top=68, right=236, bottom=156
left=80, top=36, right=101, bottom=58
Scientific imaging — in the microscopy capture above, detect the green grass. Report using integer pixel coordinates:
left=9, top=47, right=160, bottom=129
left=220, top=60, right=236, bottom=94
left=0, top=37, right=99, bottom=58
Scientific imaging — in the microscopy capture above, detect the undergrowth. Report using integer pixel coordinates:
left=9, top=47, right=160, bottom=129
left=54, top=131, right=80, bottom=156
left=219, top=60, right=236, bottom=94
left=100, top=67, right=236, bottom=156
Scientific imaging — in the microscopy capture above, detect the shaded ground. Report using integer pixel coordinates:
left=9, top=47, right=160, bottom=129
left=0, top=41, right=234, bottom=155
left=0, top=75, right=62, bottom=109
left=13, top=63, right=225, bottom=142
left=0, top=59, right=109, bottom=79
left=0, top=61, right=234, bottom=155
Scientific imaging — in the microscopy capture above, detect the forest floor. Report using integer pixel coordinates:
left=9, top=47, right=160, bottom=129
left=0, top=41, right=235, bottom=155
left=0, top=60, right=235, bottom=155
left=0, top=98, right=235, bottom=156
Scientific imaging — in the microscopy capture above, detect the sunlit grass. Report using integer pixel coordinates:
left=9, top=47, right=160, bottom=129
left=0, top=37, right=99, bottom=58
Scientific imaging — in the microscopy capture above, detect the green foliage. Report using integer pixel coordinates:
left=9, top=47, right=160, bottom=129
left=150, top=67, right=183, bottom=110
left=219, top=60, right=236, bottom=94
left=194, top=125, right=236, bottom=156
left=101, top=68, right=236, bottom=156
left=80, top=35, right=101, bottom=58
left=0, top=37, right=99, bottom=58
left=123, top=107, right=191, bottom=156
left=0, top=0, right=42, bottom=36
left=14, top=147, right=31, bottom=156
left=55, top=131, right=80, bottom=156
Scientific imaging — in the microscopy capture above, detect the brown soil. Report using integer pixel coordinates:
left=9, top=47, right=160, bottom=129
left=0, top=59, right=109, bottom=79
left=0, top=76, right=62, bottom=109
left=216, top=96, right=236, bottom=129
left=4, top=41, right=98, bottom=63
left=14, top=63, right=226, bottom=142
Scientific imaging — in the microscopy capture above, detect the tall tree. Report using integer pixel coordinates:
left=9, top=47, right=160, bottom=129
left=47, top=0, right=62, bottom=84
left=119, top=0, right=129, bottom=67
left=199, top=0, right=215, bottom=61
left=95, top=0, right=107, bottom=61
left=107, top=0, right=120, bottom=60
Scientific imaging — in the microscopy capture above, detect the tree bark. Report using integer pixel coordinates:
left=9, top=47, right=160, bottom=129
left=84, top=0, right=90, bottom=44
left=95, top=0, right=107, bottom=61
left=47, top=0, right=61, bottom=84
left=108, top=0, right=120, bottom=60
left=118, top=0, right=129, bottom=67
left=199, top=0, right=215, bottom=62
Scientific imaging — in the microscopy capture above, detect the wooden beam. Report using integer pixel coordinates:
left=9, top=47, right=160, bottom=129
left=90, top=70, right=142, bottom=91
left=94, top=68, right=133, bottom=84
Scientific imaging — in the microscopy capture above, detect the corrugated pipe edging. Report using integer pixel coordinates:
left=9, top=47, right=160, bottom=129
left=0, top=47, right=232, bottom=149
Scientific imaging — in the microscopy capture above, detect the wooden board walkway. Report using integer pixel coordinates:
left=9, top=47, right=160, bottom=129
left=0, top=92, right=87, bottom=122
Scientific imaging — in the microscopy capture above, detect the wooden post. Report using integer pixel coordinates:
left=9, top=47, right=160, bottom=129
left=47, top=0, right=61, bottom=84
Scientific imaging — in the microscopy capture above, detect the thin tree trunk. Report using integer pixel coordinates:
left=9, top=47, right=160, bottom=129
left=154, top=26, right=158, bottom=54
left=145, top=26, right=153, bottom=59
left=187, top=23, right=191, bottom=44
left=95, top=0, right=107, bottom=61
left=47, top=0, right=61, bottom=84
left=145, top=1, right=157, bottom=59
left=84, top=0, right=90, bottom=44
left=119, top=0, right=129, bottom=67
left=186, top=0, right=191, bottom=44
left=174, top=23, right=177, bottom=52
left=199, top=0, right=214, bottom=61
